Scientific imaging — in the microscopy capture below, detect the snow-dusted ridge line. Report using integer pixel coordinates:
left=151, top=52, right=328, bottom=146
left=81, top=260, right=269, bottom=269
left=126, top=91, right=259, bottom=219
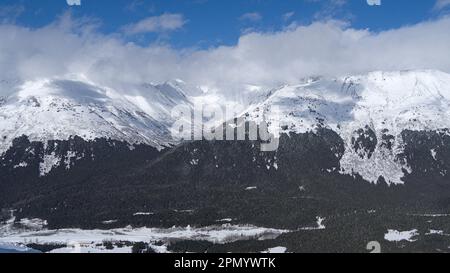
left=0, top=75, right=197, bottom=155
left=245, top=70, right=450, bottom=185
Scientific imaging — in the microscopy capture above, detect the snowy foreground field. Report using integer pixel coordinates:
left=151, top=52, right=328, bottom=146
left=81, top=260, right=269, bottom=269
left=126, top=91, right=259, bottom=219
left=0, top=219, right=290, bottom=253
left=4, top=209, right=450, bottom=253
left=0, top=213, right=334, bottom=253
left=2, top=213, right=450, bottom=253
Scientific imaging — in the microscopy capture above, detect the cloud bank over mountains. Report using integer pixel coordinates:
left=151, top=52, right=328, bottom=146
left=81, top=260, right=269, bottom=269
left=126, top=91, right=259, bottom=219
left=1, top=13, right=450, bottom=97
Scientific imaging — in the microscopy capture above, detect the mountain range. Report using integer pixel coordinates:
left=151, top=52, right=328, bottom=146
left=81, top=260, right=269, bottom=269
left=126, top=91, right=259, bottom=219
left=1, top=70, right=450, bottom=253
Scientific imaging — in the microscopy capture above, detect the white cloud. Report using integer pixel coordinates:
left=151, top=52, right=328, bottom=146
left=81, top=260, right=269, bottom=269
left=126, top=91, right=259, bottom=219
left=1, top=14, right=450, bottom=99
left=181, top=18, right=450, bottom=91
left=122, top=13, right=186, bottom=35
left=310, top=0, right=352, bottom=21
left=66, top=0, right=81, bottom=6
left=239, top=12, right=262, bottom=22
left=282, top=12, right=295, bottom=21
left=434, top=0, right=450, bottom=11
left=367, top=0, right=381, bottom=6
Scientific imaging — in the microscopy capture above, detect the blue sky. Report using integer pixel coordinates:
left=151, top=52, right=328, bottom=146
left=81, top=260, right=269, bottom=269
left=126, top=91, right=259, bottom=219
left=0, top=0, right=448, bottom=48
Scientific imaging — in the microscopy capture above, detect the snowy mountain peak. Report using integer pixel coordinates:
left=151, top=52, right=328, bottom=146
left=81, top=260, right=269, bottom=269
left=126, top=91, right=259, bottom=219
left=245, top=70, right=450, bottom=185
left=0, top=77, right=189, bottom=154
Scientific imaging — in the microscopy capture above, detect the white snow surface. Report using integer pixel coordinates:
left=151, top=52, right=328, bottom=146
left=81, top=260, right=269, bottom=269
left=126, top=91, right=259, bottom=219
left=39, top=152, right=61, bottom=177
left=262, top=246, right=287, bottom=253
left=0, top=221, right=290, bottom=253
left=0, top=243, right=37, bottom=253
left=0, top=210, right=289, bottom=253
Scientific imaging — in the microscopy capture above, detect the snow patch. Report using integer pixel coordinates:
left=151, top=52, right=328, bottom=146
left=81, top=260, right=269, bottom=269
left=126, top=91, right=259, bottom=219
left=18, top=218, right=48, bottom=230
left=0, top=223, right=290, bottom=253
left=262, top=246, right=287, bottom=253
left=431, top=149, right=437, bottom=160
left=426, top=229, right=444, bottom=236
left=384, top=229, right=419, bottom=242
left=13, top=162, right=28, bottom=169
left=190, top=159, right=199, bottom=165
left=216, top=218, right=233, bottom=223
left=64, top=151, right=78, bottom=170
left=300, top=217, right=326, bottom=231
left=102, top=220, right=118, bottom=225
left=39, top=152, right=61, bottom=177
left=133, top=212, right=154, bottom=216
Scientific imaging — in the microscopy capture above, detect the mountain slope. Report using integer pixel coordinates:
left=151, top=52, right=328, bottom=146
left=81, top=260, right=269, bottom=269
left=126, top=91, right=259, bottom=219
left=244, top=70, right=450, bottom=184
left=0, top=77, right=199, bottom=154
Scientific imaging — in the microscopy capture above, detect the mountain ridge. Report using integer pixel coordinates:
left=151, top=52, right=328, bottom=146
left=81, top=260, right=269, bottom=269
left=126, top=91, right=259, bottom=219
left=243, top=70, right=450, bottom=184
left=2, top=70, right=450, bottom=184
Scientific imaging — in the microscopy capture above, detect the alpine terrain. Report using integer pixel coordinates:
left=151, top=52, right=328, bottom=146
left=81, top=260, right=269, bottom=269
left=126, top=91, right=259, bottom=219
left=2, top=70, right=450, bottom=253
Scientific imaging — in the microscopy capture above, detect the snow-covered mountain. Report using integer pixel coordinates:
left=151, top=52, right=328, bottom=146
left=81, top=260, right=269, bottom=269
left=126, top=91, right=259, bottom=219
left=1, top=70, right=450, bottom=184
left=244, top=70, right=450, bottom=184
left=0, top=76, right=199, bottom=153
